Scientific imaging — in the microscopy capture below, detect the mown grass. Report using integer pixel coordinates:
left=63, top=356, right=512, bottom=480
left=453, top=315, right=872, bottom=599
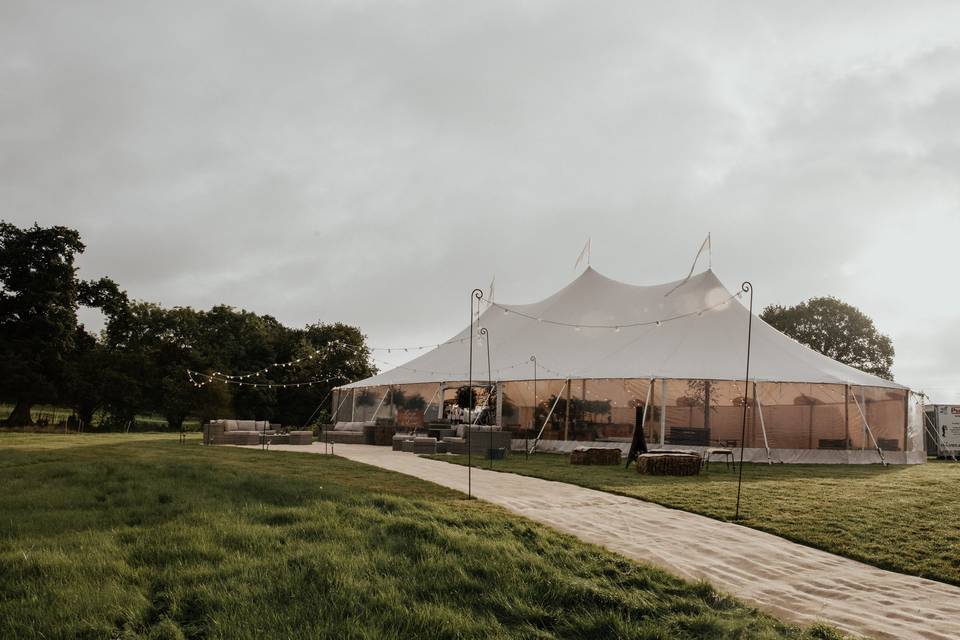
left=0, top=434, right=843, bottom=639
left=427, top=452, right=960, bottom=586
left=0, top=403, right=201, bottom=432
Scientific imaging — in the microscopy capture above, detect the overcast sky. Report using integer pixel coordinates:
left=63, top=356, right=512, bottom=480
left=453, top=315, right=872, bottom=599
left=3, top=1, right=959, bottom=401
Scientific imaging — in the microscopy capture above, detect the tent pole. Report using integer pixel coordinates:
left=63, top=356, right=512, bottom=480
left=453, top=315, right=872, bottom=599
left=351, top=388, right=356, bottom=422
left=850, top=390, right=886, bottom=466
left=659, top=379, right=667, bottom=448
left=528, top=379, right=568, bottom=455
left=903, top=392, right=909, bottom=453
left=564, top=379, right=571, bottom=441
left=844, top=384, right=850, bottom=452
left=421, top=383, right=442, bottom=424
left=438, top=382, right=446, bottom=421
left=333, top=388, right=351, bottom=422
left=370, top=387, right=390, bottom=422
left=753, top=382, right=773, bottom=464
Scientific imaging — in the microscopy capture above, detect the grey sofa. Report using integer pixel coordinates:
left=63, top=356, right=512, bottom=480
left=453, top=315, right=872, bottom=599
left=204, top=419, right=280, bottom=445
left=442, top=426, right=511, bottom=457
left=322, top=421, right=374, bottom=445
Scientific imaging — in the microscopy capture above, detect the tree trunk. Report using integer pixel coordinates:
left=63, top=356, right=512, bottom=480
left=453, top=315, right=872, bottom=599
left=74, top=404, right=96, bottom=431
left=6, top=399, right=34, bottom=426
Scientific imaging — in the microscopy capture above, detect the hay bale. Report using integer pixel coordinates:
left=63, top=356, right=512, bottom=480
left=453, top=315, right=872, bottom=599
left=636, top=452, right=701, bottom=476
left=570, top=447, right=622, bottom=465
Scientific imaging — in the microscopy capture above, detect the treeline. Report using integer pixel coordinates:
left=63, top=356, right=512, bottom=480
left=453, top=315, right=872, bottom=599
left=0, top=221, right=376, bottom=430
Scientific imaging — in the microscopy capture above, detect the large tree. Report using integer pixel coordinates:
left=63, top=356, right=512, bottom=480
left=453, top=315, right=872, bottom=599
left=1, top=221, right=377, bottom=430
left=760, top=296, right=894, bottom=380
left=0, top=222, right=86, bottom=425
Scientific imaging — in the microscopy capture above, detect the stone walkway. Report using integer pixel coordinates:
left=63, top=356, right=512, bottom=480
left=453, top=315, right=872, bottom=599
left=256, top=443, right=960, bottom=639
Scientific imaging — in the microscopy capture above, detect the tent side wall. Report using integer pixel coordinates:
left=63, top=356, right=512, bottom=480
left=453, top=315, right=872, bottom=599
left=363, top=378, right=922, bottom=464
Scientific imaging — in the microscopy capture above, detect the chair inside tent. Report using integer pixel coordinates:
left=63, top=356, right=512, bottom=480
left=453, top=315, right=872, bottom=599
left=333, top=268, right=925, bottom=464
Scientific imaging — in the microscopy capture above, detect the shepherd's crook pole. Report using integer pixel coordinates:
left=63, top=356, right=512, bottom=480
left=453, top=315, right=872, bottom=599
left=480, top=327, right=493, bottom=468
left=468, top=288, right=483, bottom=498
left=735, top=282, right=753, bottom=521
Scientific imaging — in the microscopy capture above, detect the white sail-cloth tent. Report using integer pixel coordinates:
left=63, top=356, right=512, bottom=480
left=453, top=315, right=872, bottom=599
left=334, top=268, right=924, bottom=464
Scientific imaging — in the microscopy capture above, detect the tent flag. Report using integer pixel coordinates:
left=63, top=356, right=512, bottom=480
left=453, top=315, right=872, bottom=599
left=665, top=233, right=711, bottom=297
left=574, top=238, right=591, bottom=271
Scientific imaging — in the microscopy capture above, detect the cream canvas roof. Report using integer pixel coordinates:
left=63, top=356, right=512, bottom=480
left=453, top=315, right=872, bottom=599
left=342, top=267, right=905, bottom=390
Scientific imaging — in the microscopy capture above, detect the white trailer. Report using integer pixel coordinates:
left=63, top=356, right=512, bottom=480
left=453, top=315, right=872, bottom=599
left=924, top=404, right=960, bottom=458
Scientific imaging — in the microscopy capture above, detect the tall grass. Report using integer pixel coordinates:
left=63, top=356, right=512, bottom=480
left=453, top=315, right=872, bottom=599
left=0, top=434, right=841, bottom=639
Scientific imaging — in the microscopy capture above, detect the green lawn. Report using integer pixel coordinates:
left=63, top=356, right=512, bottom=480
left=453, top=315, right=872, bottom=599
left=427, top=452, right=960, bottom=586
left=0, top=434, right=843, bottom=640
left=0, top=403, right=200, bottom=432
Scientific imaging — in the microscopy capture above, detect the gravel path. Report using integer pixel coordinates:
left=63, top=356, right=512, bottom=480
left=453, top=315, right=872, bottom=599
left=256, top=443, right=960, bottom=639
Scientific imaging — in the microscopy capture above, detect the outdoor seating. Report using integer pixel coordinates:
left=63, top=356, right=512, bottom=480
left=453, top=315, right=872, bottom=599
left=428, top=426, right=456, bottom=440
left=412, top=437, right=437, bottom=454
left=288, top=431, right=313, bottom=445
left=322, top=421, right=373, bottom=444
left=364, top=423, right=396, bottom=445
left=441, top=436, right=466, bottom=454
left=636, top=452, right=702, bottom=476
left=267, top=433, right=290, bottom=445
left=666, top=427, right=710, bottom=446
left=204, top=419, right=276, bottom=445
left=570, top=447, right=621, bottom=465
left=702, top=447, right=734, bottom=470
left=440, top=427, right=511, bottom=457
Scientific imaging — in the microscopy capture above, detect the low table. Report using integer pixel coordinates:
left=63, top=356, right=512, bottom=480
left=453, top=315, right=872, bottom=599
left=703, top=448, right=735, bottom=470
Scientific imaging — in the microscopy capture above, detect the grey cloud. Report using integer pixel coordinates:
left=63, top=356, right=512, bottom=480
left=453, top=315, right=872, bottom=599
left=3, top=0, right=960, bottom=401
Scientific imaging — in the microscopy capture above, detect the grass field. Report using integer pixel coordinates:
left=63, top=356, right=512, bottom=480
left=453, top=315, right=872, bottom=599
left=0, top=403, right=201, bottom=432
left=427, top=452, right=960, bottom=586
left=0, top=434, right=844, bottom=640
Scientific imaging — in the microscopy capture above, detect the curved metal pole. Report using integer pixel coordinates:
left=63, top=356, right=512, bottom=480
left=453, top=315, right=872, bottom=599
left=468, top=288, right=483, bottom=498
left=480, top=327, right=493, bottom=468
left=735, top=282, right=753, bottom=520
left=529, top=355, right=536, bottom=460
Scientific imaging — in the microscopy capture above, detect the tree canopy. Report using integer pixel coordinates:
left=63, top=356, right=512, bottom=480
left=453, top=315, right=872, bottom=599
left=760, top=296, right=894, bottom=380
left=0, top=221, right=376, bottom=428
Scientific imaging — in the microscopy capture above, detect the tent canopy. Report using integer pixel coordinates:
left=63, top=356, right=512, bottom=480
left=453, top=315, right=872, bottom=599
left=342, top=267, right=905, bottom=391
